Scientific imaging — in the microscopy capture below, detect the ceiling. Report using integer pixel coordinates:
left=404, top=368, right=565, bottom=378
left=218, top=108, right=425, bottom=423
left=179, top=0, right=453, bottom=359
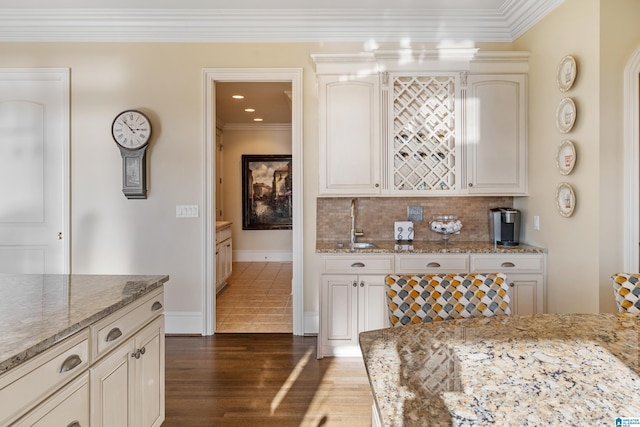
left=216, top=82, right=292, bottom=125
left=0, top=0, right=564, bottom=43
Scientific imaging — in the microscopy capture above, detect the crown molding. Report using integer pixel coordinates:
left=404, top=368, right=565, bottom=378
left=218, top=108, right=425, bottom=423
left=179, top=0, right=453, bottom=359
left=0, top=1, right=564, bottom=42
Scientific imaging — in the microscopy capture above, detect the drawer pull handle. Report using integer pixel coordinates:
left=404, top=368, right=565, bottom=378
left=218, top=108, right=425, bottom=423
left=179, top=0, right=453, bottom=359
left=350, top=262, right=365, bottom=268
left=151, top=301, right=163, bottom=311
left=501, top=262, right=516, bottom=268
left=67, top=422, right=81, bottom=427
left=59, top=354, right=82, bottom=373
left=427, top=262, right=441, bottom=268
left=106, top=327, right=123, bottom=342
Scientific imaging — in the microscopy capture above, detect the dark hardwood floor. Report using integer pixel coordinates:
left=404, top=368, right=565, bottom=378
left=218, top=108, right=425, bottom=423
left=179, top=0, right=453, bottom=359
left=164, top=334, right=372, bottom=427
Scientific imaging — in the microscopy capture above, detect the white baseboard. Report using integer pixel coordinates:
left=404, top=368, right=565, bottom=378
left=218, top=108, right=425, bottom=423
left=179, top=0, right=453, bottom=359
left=164, top=311, right=202, bottom=335
left=304, top=311, right=319, bottom=335
left=233, top=250, right=292, bottom=262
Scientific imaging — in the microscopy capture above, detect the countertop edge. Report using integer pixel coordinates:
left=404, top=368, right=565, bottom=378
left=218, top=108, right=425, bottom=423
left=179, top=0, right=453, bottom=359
left=316, top=241, right=546, bottom=254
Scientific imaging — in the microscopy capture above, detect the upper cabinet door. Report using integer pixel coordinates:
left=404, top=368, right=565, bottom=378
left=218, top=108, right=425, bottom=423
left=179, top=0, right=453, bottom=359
left=318, top=75, right=380, bottom=195
left=464, top=75, right=528, bottom=195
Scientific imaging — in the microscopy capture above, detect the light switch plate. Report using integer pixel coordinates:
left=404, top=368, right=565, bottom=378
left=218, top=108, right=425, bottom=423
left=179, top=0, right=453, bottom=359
left=407, top=206, right=424, bottom=222
left=176, top=205, right=199, bottom=218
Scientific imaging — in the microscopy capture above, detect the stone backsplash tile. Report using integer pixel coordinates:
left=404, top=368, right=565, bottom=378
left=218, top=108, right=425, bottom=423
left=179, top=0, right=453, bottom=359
left=317, top=196, right=513, bottom=243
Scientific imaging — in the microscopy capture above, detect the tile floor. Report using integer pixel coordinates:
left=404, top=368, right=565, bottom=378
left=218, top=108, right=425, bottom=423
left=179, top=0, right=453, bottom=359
left=215, top=261, right=293, bottom=333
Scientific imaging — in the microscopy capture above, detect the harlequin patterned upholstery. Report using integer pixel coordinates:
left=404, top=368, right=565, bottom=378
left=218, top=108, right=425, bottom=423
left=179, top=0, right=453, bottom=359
left=385, top=273, right=511, bottom=327
left=611, top=273, right=640, bottom=313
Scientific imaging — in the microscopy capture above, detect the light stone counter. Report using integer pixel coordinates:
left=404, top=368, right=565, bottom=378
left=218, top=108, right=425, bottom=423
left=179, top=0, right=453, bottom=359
left=0, top=274, right=169, bottom=374
left=359, top=313, right=640, bottom=426
left=316, top=240, right=545, bottom=254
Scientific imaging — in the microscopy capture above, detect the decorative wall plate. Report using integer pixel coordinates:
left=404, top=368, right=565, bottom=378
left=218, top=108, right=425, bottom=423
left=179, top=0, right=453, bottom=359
left=556, top=97, right=576, bottom=133
left=556, top=182, right=576, bottom=217
left=557, top=55, right=577, bottom=92
left=556, top=140, right=576, bottom=175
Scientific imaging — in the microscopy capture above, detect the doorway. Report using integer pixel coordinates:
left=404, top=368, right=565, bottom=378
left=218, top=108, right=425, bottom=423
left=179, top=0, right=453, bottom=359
left=624, top=48, right=640, bottom=272
left=202, top=68, right=303, bottom=336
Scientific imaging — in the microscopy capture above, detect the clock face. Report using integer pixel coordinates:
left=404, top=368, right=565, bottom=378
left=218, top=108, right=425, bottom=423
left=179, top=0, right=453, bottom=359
left=112, top=110, right=152, bottom=150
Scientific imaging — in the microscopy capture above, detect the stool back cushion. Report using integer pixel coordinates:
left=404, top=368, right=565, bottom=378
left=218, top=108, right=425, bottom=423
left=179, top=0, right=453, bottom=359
left=385, top=273, right=510, bottom=326
left=611, top=273, right=640, bottom=313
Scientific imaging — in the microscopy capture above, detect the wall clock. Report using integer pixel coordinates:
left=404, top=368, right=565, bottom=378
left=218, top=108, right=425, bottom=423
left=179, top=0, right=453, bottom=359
left=111, top=110, right=152, bottom=199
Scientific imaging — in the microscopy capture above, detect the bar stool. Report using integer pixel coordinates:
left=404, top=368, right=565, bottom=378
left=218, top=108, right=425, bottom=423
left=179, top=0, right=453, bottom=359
left=611, top=273, right=640, bottom=313
left=385, top=273, right=511, bottom=327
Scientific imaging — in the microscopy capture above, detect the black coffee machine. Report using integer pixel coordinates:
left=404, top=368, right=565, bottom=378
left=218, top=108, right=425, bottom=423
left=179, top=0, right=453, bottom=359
left=489, top=208, right=521, bottom=246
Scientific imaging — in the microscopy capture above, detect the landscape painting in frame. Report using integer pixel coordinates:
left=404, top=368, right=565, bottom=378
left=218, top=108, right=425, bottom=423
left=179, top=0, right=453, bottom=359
left=242, top=154, right=292, bottom=230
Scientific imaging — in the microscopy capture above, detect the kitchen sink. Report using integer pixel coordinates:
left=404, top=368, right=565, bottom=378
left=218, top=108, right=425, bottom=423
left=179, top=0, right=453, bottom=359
left=335, top=242, right=378, bottom=249
left=351, top=242, right=377, bottom=249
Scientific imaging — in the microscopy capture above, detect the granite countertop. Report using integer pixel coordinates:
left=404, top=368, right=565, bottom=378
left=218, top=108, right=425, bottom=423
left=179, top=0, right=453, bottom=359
left=216, top=220, right=232, bottom=230
left=359, top=313, right=640, bottom=426
left=0, top=274, right=169, bottom=374
left=316, top=240, right=546, bottom=254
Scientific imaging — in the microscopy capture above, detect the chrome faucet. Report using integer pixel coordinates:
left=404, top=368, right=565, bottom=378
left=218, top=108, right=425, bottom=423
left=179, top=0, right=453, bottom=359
left=350, top=198, right=364, bottom=244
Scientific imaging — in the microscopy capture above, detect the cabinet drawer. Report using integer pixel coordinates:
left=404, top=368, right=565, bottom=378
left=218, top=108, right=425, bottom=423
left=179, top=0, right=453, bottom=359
left=470, top=254, right=544, bottom=273
left=216, top=226, right=232, bottom=244
left=0, top=330, right=89, bottom=426
left=320, top=255, right=394, bottom=274
left=395, top=254, right=469, bottom=274
left=91, top=288, right=164, bottom=361
left=14, top=372, right=89, bottom=427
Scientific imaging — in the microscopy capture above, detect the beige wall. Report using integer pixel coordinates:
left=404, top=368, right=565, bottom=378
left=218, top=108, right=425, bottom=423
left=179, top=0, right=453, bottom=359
left=220, top=126, right=293, bottom=258
left=514, top=0, right=640, bottom=313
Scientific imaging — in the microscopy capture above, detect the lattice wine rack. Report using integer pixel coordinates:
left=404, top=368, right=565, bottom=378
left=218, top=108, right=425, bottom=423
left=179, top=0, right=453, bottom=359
left=391, top=75, right=457, bottom=191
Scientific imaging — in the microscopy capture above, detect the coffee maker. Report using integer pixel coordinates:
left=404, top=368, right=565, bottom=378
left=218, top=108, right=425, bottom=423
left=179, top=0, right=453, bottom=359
left=489, top=208, right=521, bottom=246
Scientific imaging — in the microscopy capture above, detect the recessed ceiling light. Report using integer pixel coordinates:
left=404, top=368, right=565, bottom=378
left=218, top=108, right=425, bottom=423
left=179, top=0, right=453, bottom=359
left=244, top=108, right=255, bottom=112
left=232, top=95, right=244, bottom=99
left=254, top=118, right=263, bottom=122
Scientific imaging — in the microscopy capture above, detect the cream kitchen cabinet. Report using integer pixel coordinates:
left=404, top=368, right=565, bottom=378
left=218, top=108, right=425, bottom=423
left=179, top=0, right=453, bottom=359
left=318, top=254, right=393, bottom=358
left=469, top=253, right=545, bottom=315
left=90, top=316, right=164, bottom=427
left=14, top=372, right=90, bottom=427
left=90, top=289, right=165, bottom=427
left=464, top=75, right=527, bottom=195
left=0, top=330, right=90, bottom=426
left=394, top=253, right=469, bottom=274
left=317, top=74, right=381, bottom=195
left=216, top=222, right=233, bottom=293
left=313, top=51, right=529, bottom=197
left=1, top=278, right=166, bottom=427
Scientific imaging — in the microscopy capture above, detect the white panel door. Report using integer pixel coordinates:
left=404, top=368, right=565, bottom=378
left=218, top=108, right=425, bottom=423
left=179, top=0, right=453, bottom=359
left=0, top=69, right=69, bottom=273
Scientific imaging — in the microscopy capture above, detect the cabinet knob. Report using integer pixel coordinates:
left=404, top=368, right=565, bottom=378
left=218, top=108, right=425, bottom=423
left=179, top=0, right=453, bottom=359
left=501, top=262, right=516, bottom=268
left=359, top=281, right=364, bottom=287
left=132, top=349, right=142, bottom=359
left=59, top=354, right=82, bottom=373
left=140, top=346, right=146, bottom=355
left=375, top=183, right=379, bottom=188
left=509, top=283, right=515, bottom=287
left=468, top=183, right=474, bottom=187
left=352, top=281, right=357, bottom=287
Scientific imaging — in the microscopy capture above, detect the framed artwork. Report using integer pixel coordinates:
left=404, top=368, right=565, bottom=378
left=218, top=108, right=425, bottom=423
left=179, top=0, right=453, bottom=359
left=242, top=154, right=292, bottom=230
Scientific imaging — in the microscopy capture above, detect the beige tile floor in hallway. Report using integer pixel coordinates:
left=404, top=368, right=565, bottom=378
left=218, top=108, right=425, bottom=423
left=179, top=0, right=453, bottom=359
left=216, top=261, right=293, bottom=333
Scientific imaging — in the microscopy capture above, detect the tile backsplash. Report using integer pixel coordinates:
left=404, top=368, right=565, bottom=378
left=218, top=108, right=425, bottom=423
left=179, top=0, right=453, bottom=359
left=317, top=196, right=513, bottom=243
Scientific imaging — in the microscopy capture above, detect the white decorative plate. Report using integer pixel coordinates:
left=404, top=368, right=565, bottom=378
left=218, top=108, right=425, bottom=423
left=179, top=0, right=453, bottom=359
left=556, top=140, right=576, bottom=175
left=556, top=182, right=576, bottom=217
left=556, top=97, right=576, bottom=133
left=557, top=55, right=577, bottom=92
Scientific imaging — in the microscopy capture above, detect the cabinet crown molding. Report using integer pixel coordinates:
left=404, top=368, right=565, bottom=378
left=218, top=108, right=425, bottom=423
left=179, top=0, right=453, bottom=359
left=312, top=50, right=529, bottom=75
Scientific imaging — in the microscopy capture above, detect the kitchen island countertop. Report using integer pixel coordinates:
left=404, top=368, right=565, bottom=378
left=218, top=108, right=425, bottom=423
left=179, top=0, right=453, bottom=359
left=0, top=274, right=169, bottom=374
left=359, top=313, right=640, bottom=426
left=316, top=240, right=545, bottom=254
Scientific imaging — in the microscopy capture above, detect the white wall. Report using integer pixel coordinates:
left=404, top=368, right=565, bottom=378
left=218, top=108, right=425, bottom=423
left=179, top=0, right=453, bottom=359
left=221, top=124, right=293, bottom=261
